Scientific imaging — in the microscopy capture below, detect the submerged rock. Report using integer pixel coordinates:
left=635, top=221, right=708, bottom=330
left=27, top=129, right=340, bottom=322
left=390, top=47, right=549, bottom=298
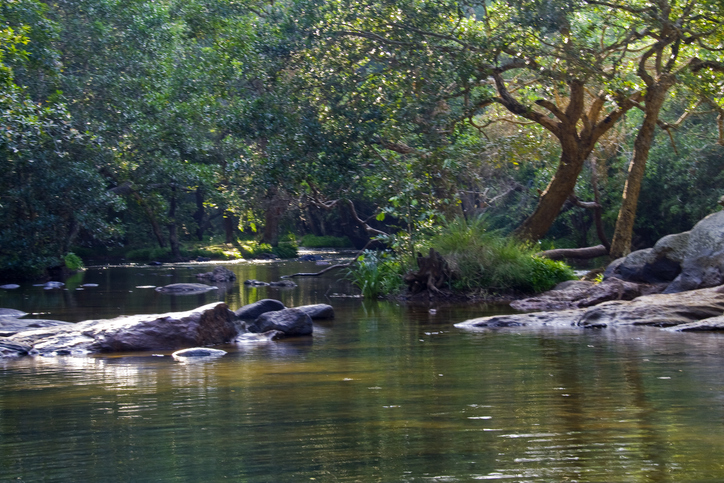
left=247, top=308, right=313, bottom=337
left=172, top=347, right=227, bottom=360
left=196, top=266, right=236, bottom=282
left=155, top=283, right=217, bottom=294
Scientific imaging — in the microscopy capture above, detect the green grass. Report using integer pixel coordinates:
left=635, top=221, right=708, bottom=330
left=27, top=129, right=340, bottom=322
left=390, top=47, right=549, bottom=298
left=428, top=216, right=577, bottom=293
left=346, top=250, right=405, bottom=298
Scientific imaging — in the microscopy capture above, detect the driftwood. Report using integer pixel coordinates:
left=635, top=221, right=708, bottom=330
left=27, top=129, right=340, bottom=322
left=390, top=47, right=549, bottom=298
left=404, top=248, right=451, bottom=295
left=539, top=244, right=609, bottom=260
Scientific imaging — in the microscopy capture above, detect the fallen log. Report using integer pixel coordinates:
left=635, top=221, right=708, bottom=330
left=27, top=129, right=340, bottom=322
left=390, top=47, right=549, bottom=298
left=538, top=244, right=608, bottom=260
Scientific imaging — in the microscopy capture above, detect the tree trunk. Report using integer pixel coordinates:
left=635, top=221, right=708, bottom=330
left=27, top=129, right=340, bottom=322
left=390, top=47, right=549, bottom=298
left=193, top=188, right=205, bottom=241
left=132, top=192, right=166, bottom=248
left=167, top=188, right=182, bottom=261
left=261, top=188, right=285, bottom=246
left=223, top=210, right=237, bottom=244
left=513, top=146, right=589, bottom=241
left=609, top=84, right=671, bottom=259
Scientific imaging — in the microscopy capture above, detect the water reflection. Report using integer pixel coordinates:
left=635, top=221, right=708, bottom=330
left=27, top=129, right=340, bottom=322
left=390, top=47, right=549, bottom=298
left=3, top=263, right=724, bottom=480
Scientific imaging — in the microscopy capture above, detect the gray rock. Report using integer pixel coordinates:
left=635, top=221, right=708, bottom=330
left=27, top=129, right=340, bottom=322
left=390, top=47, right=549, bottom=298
left=664, top=248, right=724, bottom=294
left=457, top=286, right=724, bottom=331
left=244, top=279, right=269, bottom=287
left=0, top=284, right=20, bottom=290
left=172, top=347, right=227, bottom=359
left=247, top=308, right=313, bottom=336
left=234, top=299, right=285, bottom=319
left=0, top=318, right=73, bottom=337
left=510, top=278, right=662, bottom=312
left=296, top=304, right=335, bottom=320
left=155, top=283, right=217, bottom=294
left=8, top=303, right=238, bottom=356
left=269, top=280, right=297, bottom=288
left=0, top=338, right=31, bottom=357
left=651, top=231, right=690, bottom=263
left=196, top=266, right=236, bottom=282
left=0, top=308, right=27, bottom=317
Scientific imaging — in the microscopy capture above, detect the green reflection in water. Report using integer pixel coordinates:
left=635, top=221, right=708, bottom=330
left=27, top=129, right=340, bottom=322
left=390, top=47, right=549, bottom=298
left=1, top=263, right=724, bottom=481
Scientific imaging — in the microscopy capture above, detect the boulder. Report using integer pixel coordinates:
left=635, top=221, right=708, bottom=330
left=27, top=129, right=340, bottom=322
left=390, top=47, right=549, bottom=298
left=247, top=308, right=313, bottom=337
left=8, top=303, right=238, bottom=356
left=605, top=209, right=724, bottom=293
left=234, top=299, right=285, bottom=319
left=155, top=283, right=217, bottom=294
left=269, top=280, right=297, bottom=288
left=196, top=266, right=236, bottom=282
left=456, top=286, right=724, bottom=331
left=295, top=304, right=335, bottom=320
left=0, top=317, right=73, bottom=337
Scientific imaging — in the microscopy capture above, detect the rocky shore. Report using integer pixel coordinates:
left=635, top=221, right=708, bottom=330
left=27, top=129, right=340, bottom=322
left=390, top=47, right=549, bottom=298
left=457, top=209, right=724, bottom=333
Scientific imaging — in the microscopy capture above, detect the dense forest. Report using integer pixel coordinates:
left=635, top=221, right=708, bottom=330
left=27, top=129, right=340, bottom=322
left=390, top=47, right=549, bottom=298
left=1, top=0, right=723, bottom=282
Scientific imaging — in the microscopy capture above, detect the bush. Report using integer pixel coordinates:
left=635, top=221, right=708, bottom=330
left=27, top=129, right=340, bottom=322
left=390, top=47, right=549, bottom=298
left=63, top=252, right=84, bottom=271
left=346, top=250, right=405, bottom=298
left=430, top=216, right=576, bottom=293
left=299, top=234, right=353, bottom=248
left=239, top=242, right=274, bottom=258
left=273, top=242, right=298, bottom=259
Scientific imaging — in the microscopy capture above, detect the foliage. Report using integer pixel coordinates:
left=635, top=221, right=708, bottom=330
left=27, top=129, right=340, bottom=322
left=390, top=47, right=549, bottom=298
left=430, top=217, right=575, bottom=293
left=63, top=252, right=84, bottom=271
left=346, top=250, right=405, bottom=298
left=273, top=242, right=299, bottom=259
left=299, top=234, right=353, bottom=248
left=239, top=242, right=274, bottom=259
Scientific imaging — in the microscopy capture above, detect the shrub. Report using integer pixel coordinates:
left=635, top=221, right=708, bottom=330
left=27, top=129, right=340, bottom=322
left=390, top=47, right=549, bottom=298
left=430, top=216, right=576, bottom=293
left=299, top=234, right=353, bottom=248
left=63, top=252, right=84, bottom=271
left=239, top=242, right=274, bottom=258
left=273, top=242, right=299, bottom=259
left=346, top=250, right=405, bottom=298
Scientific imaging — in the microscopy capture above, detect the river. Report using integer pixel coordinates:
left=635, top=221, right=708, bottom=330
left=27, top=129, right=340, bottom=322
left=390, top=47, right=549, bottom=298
left=1, top=257, right=724, bottom=482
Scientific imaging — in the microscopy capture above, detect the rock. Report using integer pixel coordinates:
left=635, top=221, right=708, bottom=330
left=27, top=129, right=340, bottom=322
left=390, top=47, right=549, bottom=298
left=295, top=304, right=335, bottom=319
left=8, top=302, right=238, bottom=355
left=244, top=279, right=269, bottom=287
left=299, top=254, right=322, bottom=261
left=234, top=299, right=285, bottom=319
left=0, top=308, right=27, bottom=317
left=269, top=280, right=297, bottom=288
left=456, top=286, right=724, bottom=331
left=172, top=347, right=227, bottom=360
left=247, top=308, right=313, bottom=337
left=0, top=338, right=31, bottom=357
left=510, top=278, right=663, bottom=312
left=196, top=266, right=236, bottom=282
left=155, top=283, right=217, bottom=294
left=604, top=210, right=724, bottom=293
left=0, top=318, right=73, bottom=337
left=664, top=248, right=724, bottom=294
left=0, top=284, right=20, bottom=290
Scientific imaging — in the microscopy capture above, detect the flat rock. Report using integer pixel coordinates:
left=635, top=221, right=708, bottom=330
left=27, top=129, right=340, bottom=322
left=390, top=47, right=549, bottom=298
left=247, top=308, right=313, bottom=337
left=457, top=286, right=724, bottom=331
left=155, top=283, right=217, bottom=294
left=0, top=284, right=20, bottom=290
left=234, top=299, right=285, bottom=319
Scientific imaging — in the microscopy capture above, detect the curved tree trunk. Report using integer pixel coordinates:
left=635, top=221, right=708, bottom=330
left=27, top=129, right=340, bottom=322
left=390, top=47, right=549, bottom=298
left=609, top=83, right=672, bottom=259
left=513, top=146, right=590, bottom=241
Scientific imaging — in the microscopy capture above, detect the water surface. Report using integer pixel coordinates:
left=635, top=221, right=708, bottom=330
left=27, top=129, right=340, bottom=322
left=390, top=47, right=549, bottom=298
left=1, top=260, right=724, bottom=482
